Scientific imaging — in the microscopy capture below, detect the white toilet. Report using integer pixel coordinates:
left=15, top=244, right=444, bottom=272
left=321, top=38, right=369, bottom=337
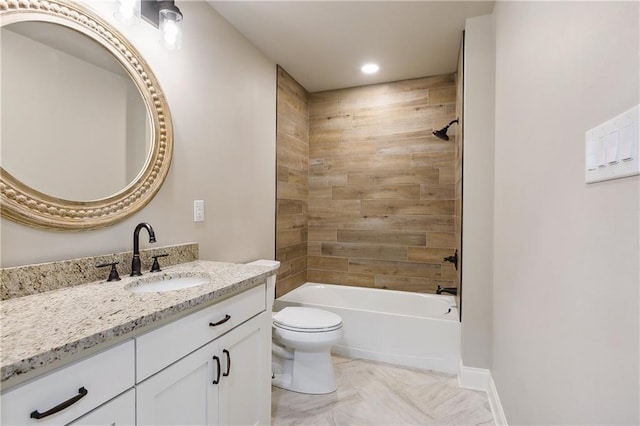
left=247, top=260, right=344, bottom=395
left=272, top=306, right=343, bottom=394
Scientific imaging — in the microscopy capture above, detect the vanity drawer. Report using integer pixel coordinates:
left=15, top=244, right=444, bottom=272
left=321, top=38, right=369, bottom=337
left=67, top=388, right=135, bottom=426
left=136, top=283, right=266, bottom=382
left=1, top=340, right=134, bottom=426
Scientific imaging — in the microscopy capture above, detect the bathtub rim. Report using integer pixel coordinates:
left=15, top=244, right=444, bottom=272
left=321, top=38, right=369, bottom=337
left=276, top=282, right=460, bottom=323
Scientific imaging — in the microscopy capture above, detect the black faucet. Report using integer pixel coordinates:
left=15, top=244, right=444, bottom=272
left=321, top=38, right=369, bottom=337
left=131, top=222, right=156, bottom=276
left=436, top=285, right=458, bottom=296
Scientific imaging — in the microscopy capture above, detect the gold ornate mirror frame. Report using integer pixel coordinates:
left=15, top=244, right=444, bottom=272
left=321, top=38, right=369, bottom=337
left=0, top=0, right=173, bottom=231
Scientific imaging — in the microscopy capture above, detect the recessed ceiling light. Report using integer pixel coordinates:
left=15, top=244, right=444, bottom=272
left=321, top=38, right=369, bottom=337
left=361, top=63, right=379, bottom=74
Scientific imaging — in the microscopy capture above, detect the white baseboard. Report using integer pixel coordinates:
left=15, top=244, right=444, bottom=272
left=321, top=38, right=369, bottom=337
left=458, top=361, right=490, bottom=390
left=487, top=375, right=508, bottom=426
left=458, top=361, right=507, bottom=425
left=333, top=346, right=459, bottom=375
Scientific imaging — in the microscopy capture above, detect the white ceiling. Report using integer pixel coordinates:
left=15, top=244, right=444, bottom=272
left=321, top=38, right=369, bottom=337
left=208, top=1, right=495, bottom=93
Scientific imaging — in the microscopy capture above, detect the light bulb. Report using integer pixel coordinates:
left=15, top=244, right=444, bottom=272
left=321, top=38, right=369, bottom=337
left=115, top=0, right=140, bottom=24
left=163, top=20, right=179, bottom=47
left=361, top=63, right=380, bottom=74
left=159, top=7, right=183, bottom=50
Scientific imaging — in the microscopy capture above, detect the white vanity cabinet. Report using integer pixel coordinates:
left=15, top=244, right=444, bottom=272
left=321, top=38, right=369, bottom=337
left=135, top=283, right=271, bottom=425
left=1, top=281, right=271, bottom=426
left=0, top=340, right=135, bottom=426
left=136, top=313, right=269, bottom=426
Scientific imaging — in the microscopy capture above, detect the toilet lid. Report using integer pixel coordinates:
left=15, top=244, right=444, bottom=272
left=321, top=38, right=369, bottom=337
left=273, top=307, right=342, bottom=332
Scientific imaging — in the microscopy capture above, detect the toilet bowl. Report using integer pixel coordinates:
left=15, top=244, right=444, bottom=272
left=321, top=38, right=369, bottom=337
left=272, top=307, right=343, bottom=394
left=246, top=260, right=344, bottom=395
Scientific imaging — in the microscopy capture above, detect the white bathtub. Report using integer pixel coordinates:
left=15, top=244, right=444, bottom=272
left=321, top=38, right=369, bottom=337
left=274, top=282, right=461, bottom=374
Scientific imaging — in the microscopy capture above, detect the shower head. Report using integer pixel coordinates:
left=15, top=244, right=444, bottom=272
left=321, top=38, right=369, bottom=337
left=432, top=128, right=450, bottom=141
left=432, top=119, right=459, bottom=141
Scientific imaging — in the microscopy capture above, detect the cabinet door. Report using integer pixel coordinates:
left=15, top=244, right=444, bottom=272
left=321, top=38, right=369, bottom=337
left=136, top=340, right=220, bottom=426
left=67, top=389, right=135, bottom=426
left=218, top=313, right=270, bottom=426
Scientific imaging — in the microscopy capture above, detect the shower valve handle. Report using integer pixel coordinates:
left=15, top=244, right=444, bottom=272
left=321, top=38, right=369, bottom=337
left=443, top=249, right=458, bottom=271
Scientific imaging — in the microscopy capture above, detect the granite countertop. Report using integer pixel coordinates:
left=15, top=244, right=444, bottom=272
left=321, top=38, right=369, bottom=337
left=0, top=260, right=278, bottom=386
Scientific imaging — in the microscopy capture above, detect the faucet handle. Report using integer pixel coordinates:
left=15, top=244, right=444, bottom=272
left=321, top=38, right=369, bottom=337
left=150, top=253, right=169, bottom=273
left=96, top=262, right=121, bottom=282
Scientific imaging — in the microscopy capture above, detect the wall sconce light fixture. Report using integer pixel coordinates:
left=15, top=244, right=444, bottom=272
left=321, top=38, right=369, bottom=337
left=142, top=0, right=183, bottom=50
left=115, top=0, right=183, bottom=50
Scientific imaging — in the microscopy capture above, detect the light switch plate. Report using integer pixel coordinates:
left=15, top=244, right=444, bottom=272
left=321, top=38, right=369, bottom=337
left=193, top=200, right=205, bottom=222
left=585, top=105, right=639, bottom=183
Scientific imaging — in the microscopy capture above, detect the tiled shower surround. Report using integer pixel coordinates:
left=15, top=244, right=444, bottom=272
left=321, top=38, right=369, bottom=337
left=276, top=69, right=459, bottom=295
left=276, top=67, right=310, bottom=297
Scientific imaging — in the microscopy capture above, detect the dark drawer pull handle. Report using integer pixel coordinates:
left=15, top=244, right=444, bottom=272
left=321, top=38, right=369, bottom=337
left=223, top=349, right=231, bottom=377
left=209, top=315, right=231, bottom=327
left=212, top=355, right=221, bottom=384
left=30, top=387, right=88, bottom=419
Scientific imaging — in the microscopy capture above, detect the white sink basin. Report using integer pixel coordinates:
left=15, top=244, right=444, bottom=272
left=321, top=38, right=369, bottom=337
left=126, top=274, right=210, bottom=293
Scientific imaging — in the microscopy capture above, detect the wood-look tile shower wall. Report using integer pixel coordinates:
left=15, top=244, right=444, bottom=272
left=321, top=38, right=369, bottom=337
left=307, top=75, right=458, bottom=293
left=276, top=67, right=309, bottom=297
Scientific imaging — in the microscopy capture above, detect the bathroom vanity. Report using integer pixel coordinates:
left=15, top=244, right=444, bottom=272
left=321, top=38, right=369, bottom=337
left=0, top=260, right=277, bottom=426
left=0, top=1, right=277, bottom=423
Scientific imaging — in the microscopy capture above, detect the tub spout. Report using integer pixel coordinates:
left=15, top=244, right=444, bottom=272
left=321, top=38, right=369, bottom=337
left=436, top=285, right=457, bottom=296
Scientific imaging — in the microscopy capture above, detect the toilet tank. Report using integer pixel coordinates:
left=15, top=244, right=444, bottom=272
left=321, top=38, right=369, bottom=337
left=245, top=260, right=280, bottom=308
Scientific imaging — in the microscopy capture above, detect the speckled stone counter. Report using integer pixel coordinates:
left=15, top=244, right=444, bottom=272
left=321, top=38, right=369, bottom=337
left=1, top=243, right=199, bottom=300
left=0, top=260, right=278, bottom=388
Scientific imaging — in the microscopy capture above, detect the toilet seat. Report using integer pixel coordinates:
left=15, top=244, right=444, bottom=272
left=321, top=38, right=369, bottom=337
left=273, top=307, right=342, bottom=333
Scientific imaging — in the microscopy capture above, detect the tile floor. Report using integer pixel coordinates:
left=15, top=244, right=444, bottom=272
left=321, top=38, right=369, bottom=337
left=271, top=356, right=493, bottom=426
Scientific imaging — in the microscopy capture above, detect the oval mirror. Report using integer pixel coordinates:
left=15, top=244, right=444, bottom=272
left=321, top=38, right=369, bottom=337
left=0, top=0, right=173, bottom=231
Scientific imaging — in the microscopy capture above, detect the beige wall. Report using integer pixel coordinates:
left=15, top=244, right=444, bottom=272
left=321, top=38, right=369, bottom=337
left=0, top=1, right=276, bottom=267
left=460, top=14, right=495, bottom=369
left=276, top=67, right=309, bottom=297
left=307, top=76, right=458, bottom=293
left=492, top=2, right=639, bottom=424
